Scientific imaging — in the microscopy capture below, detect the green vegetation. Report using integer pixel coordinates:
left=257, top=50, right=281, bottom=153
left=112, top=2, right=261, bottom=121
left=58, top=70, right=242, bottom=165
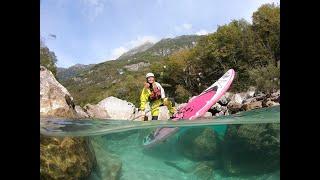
left=58, top=3, right=279, bottom=106
left=155, top=3, right=280, bottom=99
left=40, top=40, right=58, bottom=76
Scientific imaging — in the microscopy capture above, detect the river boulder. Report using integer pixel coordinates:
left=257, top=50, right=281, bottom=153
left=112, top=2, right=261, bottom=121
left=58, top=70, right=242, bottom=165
left=97, top=96, right=136, bottom=120
left=40, top=66, right=78, bottom=118
left=221, top=123, right=280, bottom=175
left=177, top=127, right=220, bottom=161
left=90, top=136, right=122, bottom=180
left=40, top=135, right=96, bottom=180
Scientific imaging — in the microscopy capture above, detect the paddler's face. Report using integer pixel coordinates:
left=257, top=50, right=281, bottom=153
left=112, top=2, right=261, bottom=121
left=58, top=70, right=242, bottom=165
left=147, top=77, right=155, bottom=83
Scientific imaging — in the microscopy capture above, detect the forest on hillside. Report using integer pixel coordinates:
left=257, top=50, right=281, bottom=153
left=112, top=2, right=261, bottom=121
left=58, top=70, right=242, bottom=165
left=151, top=3, right=280, bottom=103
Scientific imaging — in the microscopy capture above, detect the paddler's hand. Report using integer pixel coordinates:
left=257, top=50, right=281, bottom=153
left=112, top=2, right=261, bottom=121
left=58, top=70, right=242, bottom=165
left=163, top=98, right=169, bottom=106
left=144, top=82, right=150, bottom=89
left=137, top=109, right=146, bottom=120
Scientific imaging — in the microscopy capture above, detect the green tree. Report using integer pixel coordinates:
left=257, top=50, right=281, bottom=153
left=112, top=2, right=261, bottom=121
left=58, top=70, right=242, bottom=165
left=40, top=40, right=58, bottom=76
left=252, top=3, right=280, bottom=65
left=159, top=3, right=280, bottom=94
left=175, top=85, right=192, bottom=103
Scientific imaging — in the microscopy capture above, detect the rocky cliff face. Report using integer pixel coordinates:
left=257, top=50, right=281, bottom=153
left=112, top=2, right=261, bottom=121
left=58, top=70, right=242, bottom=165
left=40, top=66, right=97, bottom=179
left=40, top=66, right=78, bottom=118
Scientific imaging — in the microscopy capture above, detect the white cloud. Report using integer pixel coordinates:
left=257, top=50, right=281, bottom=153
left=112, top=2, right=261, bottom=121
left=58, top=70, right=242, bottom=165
left=109, top=35, right=159, bottom=59
left=81, top=0, right=106, bottom=22
left=127, top=35, right=159, bottom=47
left=111, top=47, right=128, bottom=60
left=195, top=29, right=209, bottom=35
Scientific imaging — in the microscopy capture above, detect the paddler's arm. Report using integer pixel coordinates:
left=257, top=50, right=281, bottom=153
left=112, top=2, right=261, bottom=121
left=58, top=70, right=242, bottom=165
left=139, top=84, right=150, bottom=111
left=157, top=82, right=166, bottom=99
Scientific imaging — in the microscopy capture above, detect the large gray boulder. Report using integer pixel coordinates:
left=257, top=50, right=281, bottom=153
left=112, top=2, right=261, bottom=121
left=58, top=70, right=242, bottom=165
left=97, top=96, right=136, bottom=120
left=40, top=66, right=78, bottom=118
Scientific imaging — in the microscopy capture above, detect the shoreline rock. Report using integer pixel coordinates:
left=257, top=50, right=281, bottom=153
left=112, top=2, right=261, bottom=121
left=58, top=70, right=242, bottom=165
left=40, top=66, right=97, bottom=179
left=75, top=105, right=89, bottom=118
left=215, top=89, right=279, bottom=116
left=84, top=103, right=110, bottom=119
left=40, top=66, right=78, bottom=118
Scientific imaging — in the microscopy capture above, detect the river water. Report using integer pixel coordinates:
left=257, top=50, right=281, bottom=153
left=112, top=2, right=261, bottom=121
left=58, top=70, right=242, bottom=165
left=41, top=105, right=280, bottom=180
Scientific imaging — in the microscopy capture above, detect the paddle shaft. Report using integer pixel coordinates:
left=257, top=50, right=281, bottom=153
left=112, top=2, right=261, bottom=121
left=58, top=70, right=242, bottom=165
left=131, top=109, right=151, bottom=121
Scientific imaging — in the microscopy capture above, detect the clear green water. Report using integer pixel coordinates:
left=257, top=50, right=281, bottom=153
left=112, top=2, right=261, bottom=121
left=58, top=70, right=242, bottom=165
left=41, top=106, right=280, bottom=180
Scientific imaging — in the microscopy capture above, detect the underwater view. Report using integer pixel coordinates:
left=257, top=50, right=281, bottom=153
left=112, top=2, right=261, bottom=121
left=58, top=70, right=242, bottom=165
left=41, top=106, right=280, bottom=180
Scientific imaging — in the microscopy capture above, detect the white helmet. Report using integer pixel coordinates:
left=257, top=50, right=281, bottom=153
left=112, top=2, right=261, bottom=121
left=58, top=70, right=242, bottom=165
left=146, top=72, right=155, bottom=78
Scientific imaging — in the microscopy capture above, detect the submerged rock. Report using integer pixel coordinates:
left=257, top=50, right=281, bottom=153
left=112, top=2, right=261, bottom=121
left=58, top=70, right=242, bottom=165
left=90, top=137, right=122, bottom=180
left=97, top=96, right=136, bottom=120
left=192, top=161, right=217, bottom=180
left=40, top=66, right=78, bottom=118
left=177, top=128, right=220, bottom=161
left=40, top=135, right=96, bottom=180
left=221, top=123, right=280, bottom=175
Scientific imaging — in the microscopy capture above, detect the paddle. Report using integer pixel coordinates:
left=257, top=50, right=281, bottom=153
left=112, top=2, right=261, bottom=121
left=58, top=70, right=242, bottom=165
left=130, top=109, right=151, bottom=121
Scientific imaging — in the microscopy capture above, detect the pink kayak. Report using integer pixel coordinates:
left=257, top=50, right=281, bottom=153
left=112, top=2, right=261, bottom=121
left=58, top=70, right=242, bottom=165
left=143, top=69, right=235, bottom=148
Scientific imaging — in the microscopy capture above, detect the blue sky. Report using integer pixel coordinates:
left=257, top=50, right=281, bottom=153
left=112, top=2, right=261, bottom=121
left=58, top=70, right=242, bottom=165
left=40, top=0, right=280, bottom=68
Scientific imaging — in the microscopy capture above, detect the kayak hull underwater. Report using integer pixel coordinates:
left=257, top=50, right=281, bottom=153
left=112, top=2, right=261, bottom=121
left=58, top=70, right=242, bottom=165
left=143, top=69, right=235, bottom=148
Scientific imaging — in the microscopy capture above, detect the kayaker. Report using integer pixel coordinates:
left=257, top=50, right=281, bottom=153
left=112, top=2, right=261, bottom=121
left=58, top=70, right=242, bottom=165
left=139, top=72, right=174, bottom=120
